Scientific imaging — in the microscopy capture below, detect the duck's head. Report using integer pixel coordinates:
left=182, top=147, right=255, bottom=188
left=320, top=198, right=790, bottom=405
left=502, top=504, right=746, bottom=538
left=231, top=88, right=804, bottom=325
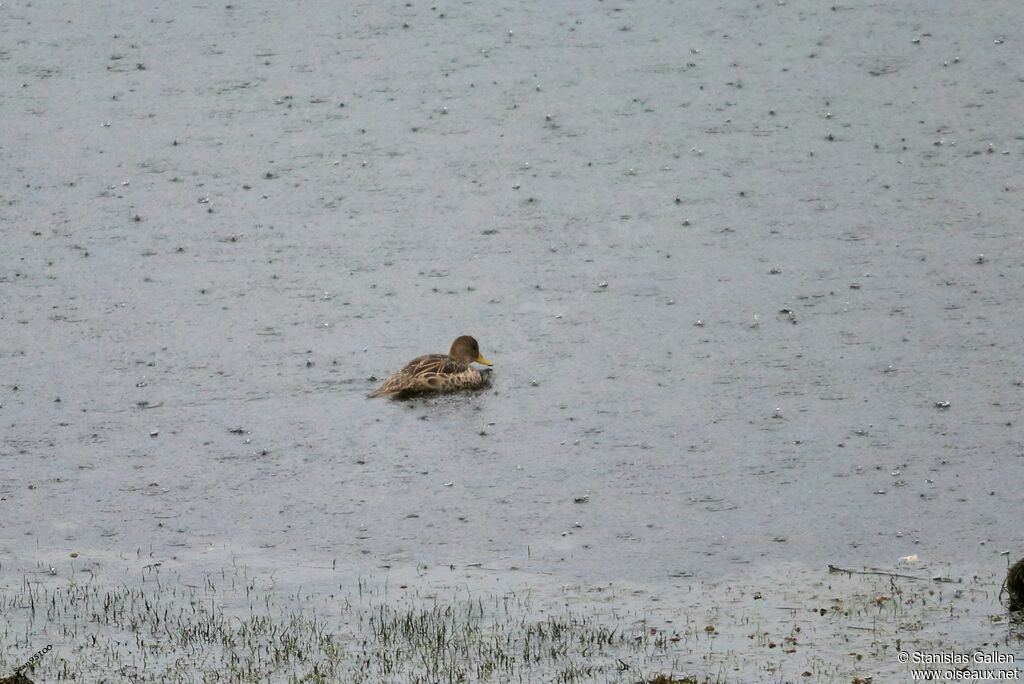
left=450, top=335, right=492, bottom=366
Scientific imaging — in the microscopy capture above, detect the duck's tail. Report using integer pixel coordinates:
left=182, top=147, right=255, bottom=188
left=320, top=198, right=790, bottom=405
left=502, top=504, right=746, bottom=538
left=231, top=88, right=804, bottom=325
left=367, top=382, right=395, bottom=398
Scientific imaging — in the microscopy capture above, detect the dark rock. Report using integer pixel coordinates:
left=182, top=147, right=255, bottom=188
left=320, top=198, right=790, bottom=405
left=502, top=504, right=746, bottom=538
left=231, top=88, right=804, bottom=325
left=1007, top=557, right=1024, bottom=611
left=1, top=673, right=36, bottom=684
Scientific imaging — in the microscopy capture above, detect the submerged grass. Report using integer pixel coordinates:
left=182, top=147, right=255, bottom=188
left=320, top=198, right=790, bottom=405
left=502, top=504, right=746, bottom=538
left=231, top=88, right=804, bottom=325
left=0, top=569, right=701, bottom=683
left=0, top=563, right=1019, bottom=682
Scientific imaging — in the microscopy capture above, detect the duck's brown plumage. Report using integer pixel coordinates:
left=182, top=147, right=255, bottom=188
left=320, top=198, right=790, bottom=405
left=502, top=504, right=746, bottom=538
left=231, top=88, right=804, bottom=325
left=368, top=335, right=493, bottom=398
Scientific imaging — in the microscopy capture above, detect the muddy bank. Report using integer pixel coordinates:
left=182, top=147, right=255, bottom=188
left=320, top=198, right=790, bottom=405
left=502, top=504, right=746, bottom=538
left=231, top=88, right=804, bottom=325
left=0, top=557, right=1020, bottom=682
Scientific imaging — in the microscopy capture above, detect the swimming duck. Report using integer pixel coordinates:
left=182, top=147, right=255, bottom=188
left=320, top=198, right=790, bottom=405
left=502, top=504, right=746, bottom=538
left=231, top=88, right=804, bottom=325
left=368, top=335, right=493, bottom=398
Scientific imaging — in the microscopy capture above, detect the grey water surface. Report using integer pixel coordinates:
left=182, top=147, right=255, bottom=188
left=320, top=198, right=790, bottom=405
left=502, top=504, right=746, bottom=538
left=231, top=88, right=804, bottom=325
left=1, top=0, right=1022, bottom=616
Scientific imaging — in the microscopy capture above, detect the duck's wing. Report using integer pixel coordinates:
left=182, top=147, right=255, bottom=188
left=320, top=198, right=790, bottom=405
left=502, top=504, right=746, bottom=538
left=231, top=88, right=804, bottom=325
left=404, top=354, right=467, bottom=378
left=368, top=354, right=468, bottom=397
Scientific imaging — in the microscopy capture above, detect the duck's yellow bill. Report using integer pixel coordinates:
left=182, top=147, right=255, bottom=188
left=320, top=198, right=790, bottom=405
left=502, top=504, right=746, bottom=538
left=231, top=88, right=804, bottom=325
left=476, top=353, right=493, bottom=366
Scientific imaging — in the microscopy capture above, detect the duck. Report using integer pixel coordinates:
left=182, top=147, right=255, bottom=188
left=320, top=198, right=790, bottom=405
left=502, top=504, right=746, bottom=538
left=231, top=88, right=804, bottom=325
left=368, top=335, right=493, bottom=398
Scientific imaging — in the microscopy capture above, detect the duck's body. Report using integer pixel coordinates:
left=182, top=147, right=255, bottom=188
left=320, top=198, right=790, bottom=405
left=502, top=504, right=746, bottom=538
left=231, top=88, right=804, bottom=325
left=368, top=335, right=493, bottom=399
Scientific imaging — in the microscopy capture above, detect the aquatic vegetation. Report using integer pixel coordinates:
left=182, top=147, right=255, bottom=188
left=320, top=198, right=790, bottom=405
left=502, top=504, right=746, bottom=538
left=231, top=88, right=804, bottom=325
left=0, top=565, right=1016, bottom=682
left=0, top=573, right=685, bottom=683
